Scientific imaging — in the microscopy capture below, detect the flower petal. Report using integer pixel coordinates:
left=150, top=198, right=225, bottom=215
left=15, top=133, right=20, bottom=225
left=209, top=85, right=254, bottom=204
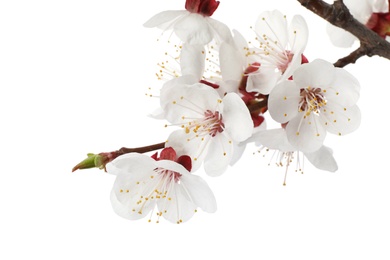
left=268, top=80, right=301, bottom=123
left=219, top=42, right=244, bottom=82
left=293, top=59, right=335, bottom=89
left=286, top=112, right=327, bottom=153
left=110, top=189, right=155, bottom=220
left=156, top=184, right=196, bottom=224
left=160, top=83, right=221, bottom=124
left=156, top=159, right=190, bottom=176
left=165, top=129, right=208, bottom=172
left=108, top=154, right=158, bottom=220
left=326, top=23, right=357, bottom=48
left=204, top=134, right=233, bottom=176
left=305, top=145, right=338, bottom=172
left=180, top=44, right=205, bottom=79
left=107, top=153, right=156, bottom=176
left=143, top=10, right=187, bottom=29
left=255, top=10, right=288, bottom=49
left=206, top=17, right=233, bottom=44
left=320, top=104, right=361, bottom=136
left=289, top=15, right=309, bottom=54
left=222, top=93, right=253, bottom=142
left=174, top=13, right=213, bottom=45
left=369, top=0, right=389, bottom=12
left=246, top=67, right=279, bottom=95
left=248, top=128, right=296, bottom=152
left=180, top=174, right=217, bottom=213
left=325, top=68, right=360, bottom=107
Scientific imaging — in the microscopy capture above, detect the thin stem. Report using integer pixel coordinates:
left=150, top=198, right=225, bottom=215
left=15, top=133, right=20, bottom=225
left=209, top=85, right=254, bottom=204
left=118, top=142, right=165, bottom=155
left=334, top=44, right=369, bottom=67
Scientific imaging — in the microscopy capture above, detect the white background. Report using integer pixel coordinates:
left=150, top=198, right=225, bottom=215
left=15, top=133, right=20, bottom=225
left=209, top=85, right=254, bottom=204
left=1, top=0, right=390, bottom=259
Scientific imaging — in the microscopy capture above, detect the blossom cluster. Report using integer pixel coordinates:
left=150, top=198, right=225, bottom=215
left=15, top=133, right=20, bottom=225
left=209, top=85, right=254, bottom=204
left=73, top=0, right=390, bottom=224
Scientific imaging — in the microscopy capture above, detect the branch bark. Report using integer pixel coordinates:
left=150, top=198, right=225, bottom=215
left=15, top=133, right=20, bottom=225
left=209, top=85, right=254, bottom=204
left=297, top=0, right=390, bottom=67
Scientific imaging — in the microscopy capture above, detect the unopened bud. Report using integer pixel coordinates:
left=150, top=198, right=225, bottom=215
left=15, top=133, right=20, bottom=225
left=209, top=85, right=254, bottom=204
left=72, top=153, right=109, bottom=172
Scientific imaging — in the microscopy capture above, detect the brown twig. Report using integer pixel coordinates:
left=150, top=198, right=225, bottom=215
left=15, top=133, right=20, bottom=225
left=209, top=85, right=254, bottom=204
left=297, top=0, right=390, bottom=67
left=333, top=44, right=369, bottom=67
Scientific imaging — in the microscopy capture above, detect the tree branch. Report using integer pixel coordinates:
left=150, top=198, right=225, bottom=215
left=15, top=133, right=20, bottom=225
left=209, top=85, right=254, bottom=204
left=297, top=0, right=390, bottom=67
left=333, top=44, right=369, bottom=67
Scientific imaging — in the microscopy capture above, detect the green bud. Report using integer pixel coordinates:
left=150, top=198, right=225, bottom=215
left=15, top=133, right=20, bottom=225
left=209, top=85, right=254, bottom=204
left=72, top=153, right=107, bottom=172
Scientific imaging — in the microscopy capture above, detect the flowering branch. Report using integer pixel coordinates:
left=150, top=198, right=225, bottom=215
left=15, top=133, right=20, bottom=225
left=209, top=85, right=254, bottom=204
left=297, top=0, right=390, bottom=67
left=72, top=98, right=269, bottom=173
left=72, top=0, right=370, bottom=223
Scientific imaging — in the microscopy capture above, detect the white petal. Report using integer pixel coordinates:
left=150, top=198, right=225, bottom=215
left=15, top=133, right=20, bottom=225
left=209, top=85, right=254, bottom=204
left=326, top=23, right=357, bottom=48
left=148, top=107, right=165, bottom=120
left=143, top=10, right=187, bottom=29
left=180, top=174, right=217, bottom=213
left=232, top=29, right=249, bottom=57
left=174, top=14, right=213, bottom=45
left=157, top=184, right=197, bottom=223
left=289, top=15, right=309, bottom=54
left=220, top=42, right=244, bottom=82
left=107, top=153, right=156, bottom=176
left=293, top=59, right=335, bottom=89
left=165, top=129, right=209, bottom=172
left=160, top=76, right=199, bottom=109
left=229, top=143, right=245, bottom=166
left=110, top=189, right=155, bottom=220
left=305, top=145, right=338, bottom=172
left=207, top=18, right=234, bottom=44
left=180, top=44, right=205, bottom=79
left=248, top=128, right=295, bottom=152
left=108, top=154, right=159, bottom=220
left=369, top=0, right=389, bottom=12
left=286, top=113, right=327, bottom=153
left=280, top=51, right=301, bottom=83
left=156, top=159, right=190, bottom=176
left=320, top=104, right=361, bottom=136
left=204, top=134, right=233, bottom=176
left=160, top=83, right=221, bottom=124
left=325, top=68, right=360, bottom=107
left=344, top=0, right=372, bottom=22
left=246, top=67, right=280, bottom=95
left=255, top=10, right=288, bottom=49
left=268, top=80, right=301, bottom=123
left=218, top=80, right=240, bottom=95
left=222, top=93, right=253, bottom=142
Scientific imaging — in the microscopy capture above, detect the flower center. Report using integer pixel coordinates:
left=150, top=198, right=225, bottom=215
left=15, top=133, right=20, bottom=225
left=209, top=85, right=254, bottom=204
left=157, top=168, right=182, bottom=183
left=185, top=110, right=224, bottom=137
left=298, top=87, right=326, bottom=115
left=278, top=51, right=294, bottom=74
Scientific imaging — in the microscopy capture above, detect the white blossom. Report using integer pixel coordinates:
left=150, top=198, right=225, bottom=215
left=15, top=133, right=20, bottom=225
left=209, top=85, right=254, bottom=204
left=268, top=59, right=361, bottom=153
left=143, top=0, right=233, bottom=45
left=246, top=10, right=309, bottom=95
left=107, top=148, right=216, bottom=224
left=161, top=82, right=253, bottom=176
